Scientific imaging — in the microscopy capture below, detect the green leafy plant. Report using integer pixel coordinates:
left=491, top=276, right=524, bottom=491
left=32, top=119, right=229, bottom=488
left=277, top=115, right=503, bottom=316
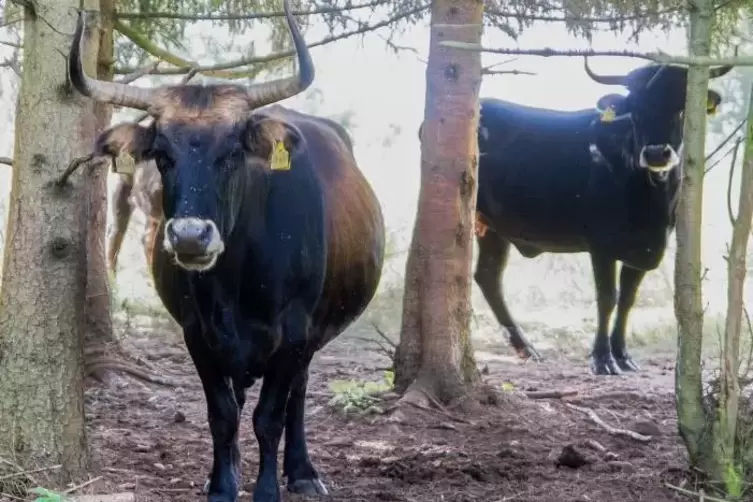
left=328, top=373, right=393, bottom=414
left=28, top=487, right=69, bottom=502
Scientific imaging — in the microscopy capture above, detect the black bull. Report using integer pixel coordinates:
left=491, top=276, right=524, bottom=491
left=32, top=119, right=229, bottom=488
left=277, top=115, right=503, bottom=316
left=68, top=1, right=385, bottom=501
left=106, top=114, right=354, bottom=276
left=421, top=60, right=729, bottom=376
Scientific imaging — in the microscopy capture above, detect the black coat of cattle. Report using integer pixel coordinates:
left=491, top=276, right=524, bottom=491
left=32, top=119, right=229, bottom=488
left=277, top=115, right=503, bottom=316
left=68, top=2, right=386, bottom=500
left=455, top=60, right=731, bottom=375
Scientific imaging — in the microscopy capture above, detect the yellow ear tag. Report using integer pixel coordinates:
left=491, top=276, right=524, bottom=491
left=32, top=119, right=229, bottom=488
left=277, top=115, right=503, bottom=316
left=114, top=152, right=136, bottom=175
left=270, top=141, right=291, bottom=171
left=707, top=101, right=718, bottom=116
left=600, top=106, right=616, bottom=123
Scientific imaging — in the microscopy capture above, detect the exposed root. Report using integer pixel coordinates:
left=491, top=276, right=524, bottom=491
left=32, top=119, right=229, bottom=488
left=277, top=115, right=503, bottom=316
left=394, top=386, right=473, bottom=424
left=664, top=482, right=731, bottom=502
left=565, top=403, right=652, bottom=442
left=526, top=389, right=578, bottom=399
left=84, top=343, right=185, bottom=387
left=86, top=358, right=182, bottom=387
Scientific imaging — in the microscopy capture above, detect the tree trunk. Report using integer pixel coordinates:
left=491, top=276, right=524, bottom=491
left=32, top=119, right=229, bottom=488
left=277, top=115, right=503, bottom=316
left=711, top=84, right=753, bottom=497
left=394, top=0, right=483, bottom=406
left=83, top=0, right=119, bottom=383
left=0, top=0, right=93, bottom=484
left=673, top=0, right=717, bottom=481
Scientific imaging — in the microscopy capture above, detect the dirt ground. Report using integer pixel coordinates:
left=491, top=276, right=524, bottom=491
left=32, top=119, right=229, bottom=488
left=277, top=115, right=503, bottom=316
left=71, top=314, right=706, bottom=502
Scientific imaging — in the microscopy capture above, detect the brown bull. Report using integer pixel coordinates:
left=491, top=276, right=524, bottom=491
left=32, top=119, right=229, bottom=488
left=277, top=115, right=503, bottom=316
left=107, top=161, right=162, bottom=274
left=68, top=2, right=385, bottom=501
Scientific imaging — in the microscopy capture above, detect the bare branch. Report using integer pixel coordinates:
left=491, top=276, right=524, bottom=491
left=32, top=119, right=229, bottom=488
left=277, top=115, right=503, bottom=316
left=482, top=68, right=535, bottom=76
left=726, top=137, right=743, bottom=225
left=116, top=61, right=160, bottom=84
left=114, top=5, right=428, bottom=76
left=705, top=118, right=747, bottom=172
left=485, top=7, right=681, bottom=23
left=115, top=0, right=389, bottom=21
left=0, top=15, right=23, bottom=28
left=0, top=157, right=12, bottom=166
left=438, top=42, right=753, bottom=66
left=0, top=39, right=21, bottom=48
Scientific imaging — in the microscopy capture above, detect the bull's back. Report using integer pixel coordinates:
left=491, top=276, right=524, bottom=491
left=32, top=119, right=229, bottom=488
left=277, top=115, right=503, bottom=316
left=280, top=110, right=385, bottom=345
left=477, top=99, right=596, bottom=250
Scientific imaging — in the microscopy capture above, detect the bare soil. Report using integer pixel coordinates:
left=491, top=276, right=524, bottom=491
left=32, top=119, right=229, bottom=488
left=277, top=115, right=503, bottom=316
left=65, top=316, right=705, bottom=502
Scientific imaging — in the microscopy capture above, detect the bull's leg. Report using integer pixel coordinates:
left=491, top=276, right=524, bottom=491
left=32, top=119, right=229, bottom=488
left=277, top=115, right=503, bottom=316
left=609, top=264, right=644, bottom=372
left=283, top=361, right=327, bottom=495
left=252, top=364, right=296, bottom=502
left=589, top=254, right=620, bottom=375
left=185, top=329, right=245, bottom=502
left=142, top=218, right=161, bottom=269
left=474, top=232, right=541, bottom=361
left=106, top=175, right=134, bottom=275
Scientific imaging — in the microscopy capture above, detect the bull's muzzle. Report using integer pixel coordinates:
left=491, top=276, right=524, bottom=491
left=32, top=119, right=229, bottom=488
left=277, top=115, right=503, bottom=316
left=639, top=144, right=680, bottom=173
left=163, top=218, right=225, bottom=271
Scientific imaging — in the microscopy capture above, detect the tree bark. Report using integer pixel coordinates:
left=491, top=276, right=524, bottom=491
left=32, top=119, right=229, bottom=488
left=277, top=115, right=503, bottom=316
left=674, top=0, right=714, bottom=476
left=84, top=0, right=119, bottom=383
left=0, top=0, right=93, bottom=483
left=395, top=0, right=483, bottom=406
left=712, top=83, right=753, bottom=496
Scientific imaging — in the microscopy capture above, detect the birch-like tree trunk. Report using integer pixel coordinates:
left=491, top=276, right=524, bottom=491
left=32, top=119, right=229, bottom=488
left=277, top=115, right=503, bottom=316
left=675, top=0, right=753, bottom=491
left=714, top=84, right=753, bottom=496
left=394, top=0, right=482, bottom=405
left=674, top=0, right=714, bottom=469
left=0, top=0, right=94, bottom=483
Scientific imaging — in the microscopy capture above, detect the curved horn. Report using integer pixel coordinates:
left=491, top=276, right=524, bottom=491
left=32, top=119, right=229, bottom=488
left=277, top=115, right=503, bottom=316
left=68, top=12, right=155, bottom=110
left=245, top=0, right=315, bottom=108
left=583, top=56, right=626, bottom=86
left=709, top=65, right=733, bottom=79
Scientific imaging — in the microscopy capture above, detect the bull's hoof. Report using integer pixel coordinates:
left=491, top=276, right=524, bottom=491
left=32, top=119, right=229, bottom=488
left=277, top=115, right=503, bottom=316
left=288, top=478, right=328, bottom=496
left=614, top=354, right=640, bottom=372
left=590, top=353, right=622, bottom=376
left=508, top=329, right=543, bottom=362
left=514, top=344, right=543, bottom=362
left=208, top=496, right=237, bottom=502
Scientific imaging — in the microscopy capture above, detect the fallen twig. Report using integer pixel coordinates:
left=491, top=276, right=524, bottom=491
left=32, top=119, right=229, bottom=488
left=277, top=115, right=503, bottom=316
left=664, top=482, right=732, bottom=502
left=63, top=475, right=103, bottom=494
left=67, top=493, right=135, bottom=502
left=584, top=439, right=607, bottom=452
left=565, top=403, right=651, bottom=442
left=0, top=457, right=38, bottom=484
left=0, top=491, right=25, bottom=501
left=0, top=464, right=61, bottom=482
left=526, top=389, right=577, bottom=399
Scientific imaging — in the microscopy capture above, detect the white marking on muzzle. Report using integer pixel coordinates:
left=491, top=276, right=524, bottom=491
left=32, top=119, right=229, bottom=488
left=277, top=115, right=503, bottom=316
left=163, top=217, right=225, bottom=272
left=639, top=145, right=680, bottom=173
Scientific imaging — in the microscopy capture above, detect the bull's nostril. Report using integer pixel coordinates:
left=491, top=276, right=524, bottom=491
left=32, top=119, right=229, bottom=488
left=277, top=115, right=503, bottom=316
left=199, top=223, right=212, bottom=244
left=166, top=221, right=178, bottom=245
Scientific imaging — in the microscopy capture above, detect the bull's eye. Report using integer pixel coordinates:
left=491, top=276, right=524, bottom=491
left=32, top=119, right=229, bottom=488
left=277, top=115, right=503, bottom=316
left=155, top=154, right=173, bottom=173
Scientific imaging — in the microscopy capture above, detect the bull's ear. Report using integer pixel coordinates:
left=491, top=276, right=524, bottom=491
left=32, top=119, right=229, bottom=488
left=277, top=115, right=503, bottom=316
left=595, top=93, right=628, bottom=122
left=94, top=122, right=155, bottom=161
left=244, top=114, right=303, bottom=170
left=707, top=90, right=722, bottom=116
